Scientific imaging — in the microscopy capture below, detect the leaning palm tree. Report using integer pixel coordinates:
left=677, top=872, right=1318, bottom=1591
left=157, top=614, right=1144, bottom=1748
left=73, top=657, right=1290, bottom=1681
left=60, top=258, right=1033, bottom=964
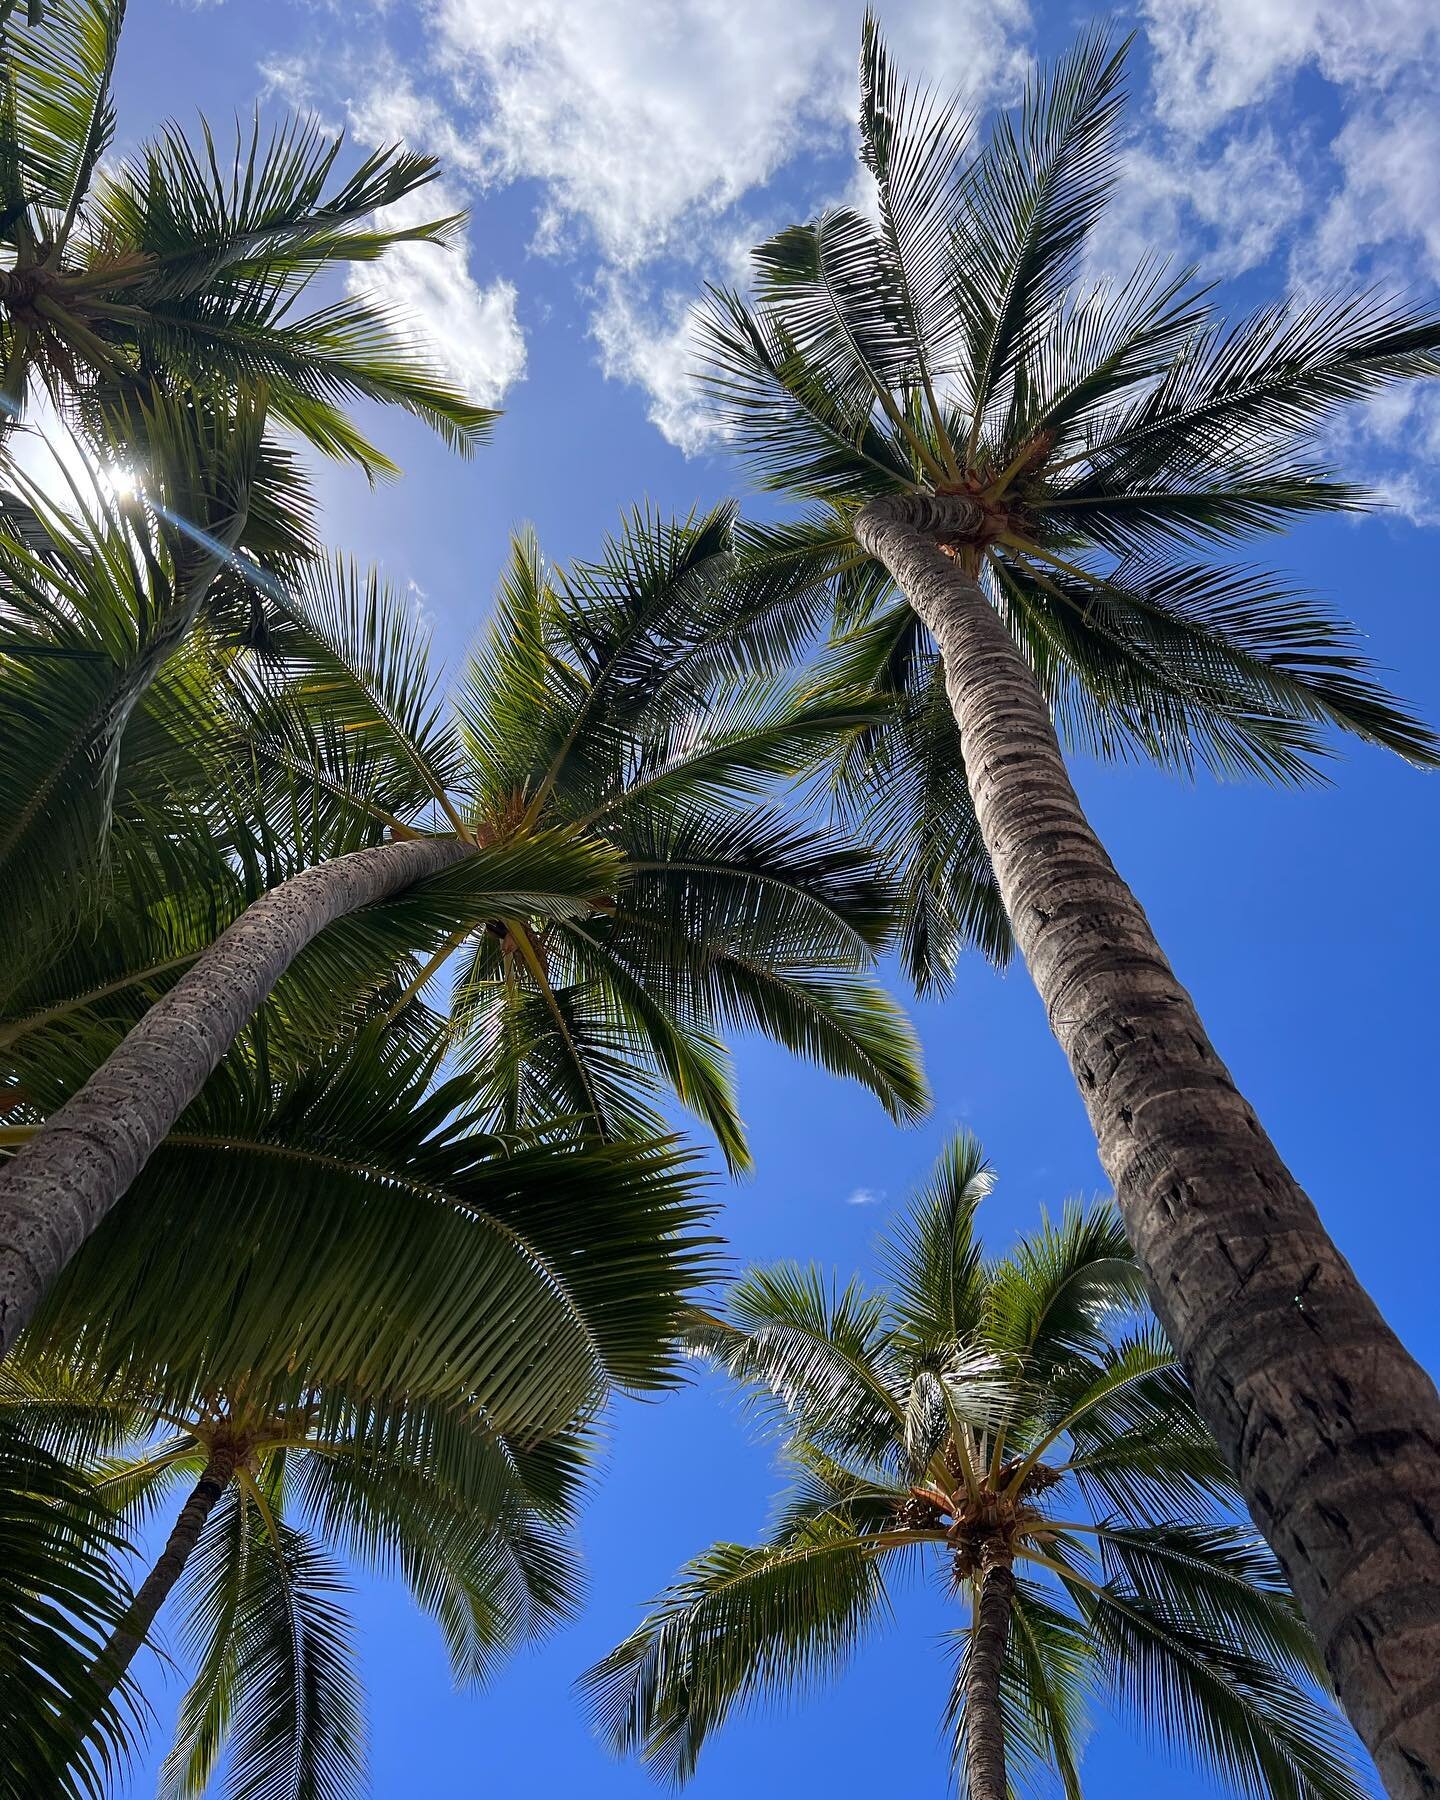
left=237, top=509, right=924, bottom=1165
left=586, top=1136, right=1367, bottom=1800
left=697, top=21, right=1440, bottom=1785
left=0, top=500, right=922, bottom=1348
left=0, top=0, right=492, bottom=473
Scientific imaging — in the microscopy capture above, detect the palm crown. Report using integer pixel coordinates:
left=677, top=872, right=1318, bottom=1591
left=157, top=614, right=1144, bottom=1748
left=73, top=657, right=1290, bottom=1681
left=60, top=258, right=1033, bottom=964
left=229, top=504, right=928, bottom=1170
left=702, top=19, right=1440, bottom=990
left=0, top=0, right=493, bottom=474
left=585, top=1135, right=1366, bottom=1799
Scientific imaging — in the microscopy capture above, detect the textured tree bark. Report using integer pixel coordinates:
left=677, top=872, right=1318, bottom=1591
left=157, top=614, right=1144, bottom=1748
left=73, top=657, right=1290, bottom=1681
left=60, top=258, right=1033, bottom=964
left=855, top=494, right=1440, bottom=1800
left=90, top=1440, right=241, bottom=1706
left=964, top=1546, right=1014, bottom=1800
left=0, top=835, right=471, bottom=1353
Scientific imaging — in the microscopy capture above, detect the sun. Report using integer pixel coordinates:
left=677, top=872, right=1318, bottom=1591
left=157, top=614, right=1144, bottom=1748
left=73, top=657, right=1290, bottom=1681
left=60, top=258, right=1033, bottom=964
left=104, top=465, right=141, bottom=501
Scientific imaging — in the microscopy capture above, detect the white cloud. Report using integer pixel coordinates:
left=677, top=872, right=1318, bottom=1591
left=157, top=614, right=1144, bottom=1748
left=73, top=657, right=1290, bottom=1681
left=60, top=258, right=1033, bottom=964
left=1140, top=0, right=1440, bottom=536
left=1142, top=0, right=1439, bottom=133
left=346, top=184, right=526, bottom=408
left=417, top=0, right=1030, bottom=440
left=1307, top=95, right=1440, bottom=284
left=590, top=277, right=722, bottom=455
left=846, top=1187, right=884, bottom=1206
left=429, top=0, right=1029, bottom=267
left=1090, top=127, right=1307, bottom=283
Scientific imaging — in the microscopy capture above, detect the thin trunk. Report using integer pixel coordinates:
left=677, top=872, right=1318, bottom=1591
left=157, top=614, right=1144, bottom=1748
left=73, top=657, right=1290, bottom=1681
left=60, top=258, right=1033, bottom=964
left=90, top=1441, right=239, bottom=1706
left=0, top=834, right=471, bottom=1352
left=855, top=494, right=1440, bottom=1799
left=965, top=1546, right=1015, bottom=1800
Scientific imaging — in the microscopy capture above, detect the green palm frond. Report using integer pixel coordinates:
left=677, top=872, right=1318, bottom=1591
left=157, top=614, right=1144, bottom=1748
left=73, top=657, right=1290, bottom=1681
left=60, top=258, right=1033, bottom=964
left=878, top=1130, right=992, bottom=1349
left=1070, top=1572, right=1369, bottom=1800
left=581, top=1518, right=900, bottom=1786
left=213, top=1508, right=365, bottom=1800
left=0, top=1415, right=138, bottom=1800
left=955, top=28, right=1129, bottom=447
left=0, top=442, right=244, bottom=951
left=691, top=1262, right=906, bottom=1471
left=0, top=21, right=496, bottom=472
left=983, top=1201, right=1143, bottom=1377
left=827, top=617, right=1012, bottom=988
left=20, top=1022, right=715, bottom=1423
left=0, top=0, right=122, bottom=235
left=296, top=1417, right=583, bottom=1687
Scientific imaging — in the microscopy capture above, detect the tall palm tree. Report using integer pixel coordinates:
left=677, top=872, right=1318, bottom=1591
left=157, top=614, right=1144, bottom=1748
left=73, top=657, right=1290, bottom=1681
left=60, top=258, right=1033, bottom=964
left=585, top=1136, right=1368, bottom=1800
left=0, top=499, right=922, bottom=1351
left=0, top=0, right=493, bottom=474
left=697, top=21, right=1440, bottom=1785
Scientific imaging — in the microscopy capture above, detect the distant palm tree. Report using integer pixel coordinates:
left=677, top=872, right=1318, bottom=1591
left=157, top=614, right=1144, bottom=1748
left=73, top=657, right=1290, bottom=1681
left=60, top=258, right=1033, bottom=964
left=0, top=500, right=922, bottom=1352
left=0, top=0, right=492, bottom=473
left=586, top=1136, right=1367, bottom=1800
left=698, top=19, right=1440, bottom=1784
left=5, top=1017, right=715, bottom=1795
left=5, top=1358, right=579, bottom=1800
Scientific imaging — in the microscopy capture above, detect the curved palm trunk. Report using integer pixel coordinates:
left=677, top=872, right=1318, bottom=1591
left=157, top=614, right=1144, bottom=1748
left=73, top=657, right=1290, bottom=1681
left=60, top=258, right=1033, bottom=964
left=90, top=1441, right=240, bottom=1706
left=964, top=1547, right=1014, bottom=1800
left=855, top=495, right=1440, bottom=1798
left=0, top=835, right=470, bottom=1353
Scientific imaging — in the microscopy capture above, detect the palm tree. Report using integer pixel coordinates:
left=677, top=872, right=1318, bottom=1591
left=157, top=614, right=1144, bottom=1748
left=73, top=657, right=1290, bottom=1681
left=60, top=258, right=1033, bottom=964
left=697, top=20, right=1440, bottom=1784
left=4, top=1359, right=583, bottom=1800
left=0, top=499, right=922, bottom=1352
left=5, top=1012, right=715, bottom=1794
left=585, top=1135, right=1368, bottom=1800
left=0, top=0, right=493, bottom=474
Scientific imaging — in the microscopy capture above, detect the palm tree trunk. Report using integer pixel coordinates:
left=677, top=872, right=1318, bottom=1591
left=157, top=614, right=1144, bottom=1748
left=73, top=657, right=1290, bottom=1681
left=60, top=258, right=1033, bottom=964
left=855, top=494, right=1440, bottom=1799
left=0, top=835, right=470, bottom=1354
left=964, top=1546, right=1014, bottom=1800
left=90, top=1441, right=240, bottom=1706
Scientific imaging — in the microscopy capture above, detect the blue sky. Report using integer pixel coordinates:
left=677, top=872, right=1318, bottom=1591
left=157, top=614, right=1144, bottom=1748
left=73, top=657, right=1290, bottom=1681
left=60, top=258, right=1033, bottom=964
left=102, top=0, right=1440, bottom=1793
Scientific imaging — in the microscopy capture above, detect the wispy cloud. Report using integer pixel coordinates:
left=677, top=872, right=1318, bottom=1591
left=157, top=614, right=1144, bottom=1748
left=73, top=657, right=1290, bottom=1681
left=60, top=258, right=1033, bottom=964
left=846, top=1187, right=884, bottom=1207
left=260, top=0, right=1440, bottom=511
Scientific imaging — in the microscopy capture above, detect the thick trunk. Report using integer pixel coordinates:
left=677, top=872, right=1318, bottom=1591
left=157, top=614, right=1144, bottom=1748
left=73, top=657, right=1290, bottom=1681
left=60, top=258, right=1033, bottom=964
left=0, top=835, right=471, bottom=1352
left=964, top=1546, right=1014, bottom=1800
left=90, top=1442, right=239, bottom=1706
left=855, top=495, right=1440, bottom=1799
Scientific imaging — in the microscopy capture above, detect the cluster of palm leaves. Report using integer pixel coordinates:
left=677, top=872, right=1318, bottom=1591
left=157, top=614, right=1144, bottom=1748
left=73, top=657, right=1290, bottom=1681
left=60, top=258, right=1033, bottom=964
left=3, top=1, right=1438, bottom=1796
left=0, top=5, right=924, bottom=1792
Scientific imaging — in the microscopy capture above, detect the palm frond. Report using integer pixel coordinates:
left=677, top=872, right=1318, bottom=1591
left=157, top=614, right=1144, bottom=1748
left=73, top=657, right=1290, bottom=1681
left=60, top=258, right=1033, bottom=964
left=0, top=1415, right=138, bottom=1800
left=581, top=1520, right=897, bottom=1785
